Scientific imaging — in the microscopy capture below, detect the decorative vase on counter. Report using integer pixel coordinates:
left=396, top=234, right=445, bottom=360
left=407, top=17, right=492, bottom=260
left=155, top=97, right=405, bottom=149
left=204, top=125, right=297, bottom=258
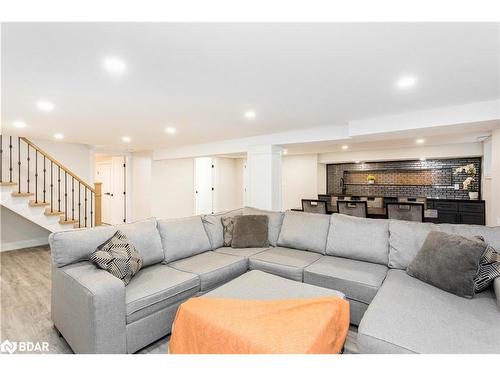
left=469, top=192, right=479, bottom=200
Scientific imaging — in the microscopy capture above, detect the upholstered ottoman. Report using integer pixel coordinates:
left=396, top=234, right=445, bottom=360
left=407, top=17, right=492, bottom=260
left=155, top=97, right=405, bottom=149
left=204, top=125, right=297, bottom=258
left=169, top=270, right=349, bottom=354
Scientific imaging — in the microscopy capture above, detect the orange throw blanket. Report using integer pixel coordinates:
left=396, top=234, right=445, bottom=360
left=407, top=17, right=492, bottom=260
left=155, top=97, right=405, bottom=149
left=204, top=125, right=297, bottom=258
left=169, top=297, right=349, bottom=354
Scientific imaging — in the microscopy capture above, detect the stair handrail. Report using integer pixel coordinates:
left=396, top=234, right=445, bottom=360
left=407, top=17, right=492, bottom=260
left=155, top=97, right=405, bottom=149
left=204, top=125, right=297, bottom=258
left=20, top=137, right=95, bottom=192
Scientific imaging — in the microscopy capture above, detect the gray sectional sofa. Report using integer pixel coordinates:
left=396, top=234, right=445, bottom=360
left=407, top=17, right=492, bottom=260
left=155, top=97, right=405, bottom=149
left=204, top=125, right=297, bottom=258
left=49, top=207, right=500, bottom=354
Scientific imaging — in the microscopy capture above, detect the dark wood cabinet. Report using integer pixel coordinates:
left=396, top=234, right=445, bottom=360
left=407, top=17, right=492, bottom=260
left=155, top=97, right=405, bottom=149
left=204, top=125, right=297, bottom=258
left=429, top=199, right=485, bottom=225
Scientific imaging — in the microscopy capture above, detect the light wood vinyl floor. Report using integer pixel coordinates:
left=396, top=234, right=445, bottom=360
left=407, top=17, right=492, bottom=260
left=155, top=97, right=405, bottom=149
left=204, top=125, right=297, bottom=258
left=0, top=246, right=358, bottom=354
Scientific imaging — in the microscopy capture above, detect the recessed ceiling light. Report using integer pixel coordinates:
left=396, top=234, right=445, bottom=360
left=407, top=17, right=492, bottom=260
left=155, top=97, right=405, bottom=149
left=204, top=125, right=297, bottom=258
left=122, top=136, right=131, bottom=143
left=53, top=133, right=64, bottom=140
left=341, top=145, right=349, bottom=150
left=283, top=149, right=288, bottom=155
left=416, top=138, right=425, bottom=144
left=13, top=121, right=27, bottom=128
left=102, top=56, right=127, bottom=75
left=244, top=111, right=256, bottom=120
left=420, top=157, right=426, bottom=161
left=36, top=100, right=55, bottom=112
left=396, top=75, right=417, bottom=89
left=165, top=127, right=177, bottom=135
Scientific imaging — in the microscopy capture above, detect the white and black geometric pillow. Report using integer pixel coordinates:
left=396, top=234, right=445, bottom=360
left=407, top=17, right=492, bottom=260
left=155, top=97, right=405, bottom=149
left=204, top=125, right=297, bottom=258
left=90, top=230, right=143, bottom=285
left=474, top=243, right=500, bottom=292
left=221, top=216, right=235, bottom=247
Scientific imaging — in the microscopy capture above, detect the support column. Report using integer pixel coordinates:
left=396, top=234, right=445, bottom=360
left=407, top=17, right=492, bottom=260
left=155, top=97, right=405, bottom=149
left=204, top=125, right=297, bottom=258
left=246, top=145, right=282, bottom=211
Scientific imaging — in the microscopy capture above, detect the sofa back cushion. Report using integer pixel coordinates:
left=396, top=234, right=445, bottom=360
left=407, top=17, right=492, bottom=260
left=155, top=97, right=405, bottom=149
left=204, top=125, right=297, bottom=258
left=158, top=216, right=212, bottom=263
left=49, top=218, right=164, bottom=268
left=326, top=214, right=389, bottom=265
left=242, top=207, right=284, bottom=246
left=277, top=211, right=330, bottom=254
left=202, top=208, right=243, bottom=249
left=389, top=220, right=500, bottom=269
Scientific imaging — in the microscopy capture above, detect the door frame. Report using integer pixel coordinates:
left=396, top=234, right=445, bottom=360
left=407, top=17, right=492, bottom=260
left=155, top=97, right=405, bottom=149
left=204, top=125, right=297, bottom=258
left=93, top=153, right=131, bottom=224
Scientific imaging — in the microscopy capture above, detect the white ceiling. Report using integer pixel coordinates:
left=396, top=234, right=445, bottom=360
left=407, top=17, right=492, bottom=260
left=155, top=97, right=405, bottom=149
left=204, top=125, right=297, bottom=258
left=2, top=23, right=499, bottom=151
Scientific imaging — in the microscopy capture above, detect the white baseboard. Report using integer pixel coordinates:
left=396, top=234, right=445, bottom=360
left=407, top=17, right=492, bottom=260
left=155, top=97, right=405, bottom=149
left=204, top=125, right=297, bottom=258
left=0, top=237, right=49, bottom=252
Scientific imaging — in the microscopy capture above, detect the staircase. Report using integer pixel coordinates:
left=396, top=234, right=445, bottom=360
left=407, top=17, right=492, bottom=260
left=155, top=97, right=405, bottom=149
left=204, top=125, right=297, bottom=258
left=1, top=135, right=102, bottom=232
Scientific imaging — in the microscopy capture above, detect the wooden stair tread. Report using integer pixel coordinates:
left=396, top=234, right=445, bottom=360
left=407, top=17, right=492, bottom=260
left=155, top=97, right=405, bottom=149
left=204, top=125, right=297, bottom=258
left=44, top=210, right=64, bottom=216
left=29, top=200, right=51, bottom=207
left=0, top=182, right=17, bottom=186
left=59, top=219, right=78, bottom=225
left=11, top=192, right=34, bottom=197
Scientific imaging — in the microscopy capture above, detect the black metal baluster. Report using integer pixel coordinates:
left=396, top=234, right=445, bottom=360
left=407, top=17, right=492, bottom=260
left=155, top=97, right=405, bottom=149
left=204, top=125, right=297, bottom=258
left=90, top=191, right=93, bottom=227
left=27, top=144, right=30, bottom=193
left=64, top=172, right=67, bottom=221
left=84, top=188, right=88, bottom=227
left=78, top=181, right=81, bottom=228
left=50, top=161, right=54, bottom=212
left=123, top=158, right=126, bottom=223
left=43, top=156, right=46, bottom=203
left=34, top=150, right=38, bottom=203
left=58, top=166, right=61, bottom=212
left=72, top=177, right=75, bottom=220
left=18, top=137, right=21, bottom=193
left=9, top=136, right=13, bottom=183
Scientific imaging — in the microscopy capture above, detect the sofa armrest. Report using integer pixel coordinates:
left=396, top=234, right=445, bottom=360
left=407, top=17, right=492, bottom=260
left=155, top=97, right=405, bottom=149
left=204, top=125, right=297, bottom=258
left=51, top=262, right=126, bottom=353
left=494, top=278, right=500, bottom=310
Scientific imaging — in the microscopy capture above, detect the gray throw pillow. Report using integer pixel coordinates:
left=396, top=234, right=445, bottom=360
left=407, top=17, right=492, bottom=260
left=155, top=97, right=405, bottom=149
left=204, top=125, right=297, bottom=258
left=90, top=230, right=143, bottom=285
left=406, top=231, right=487, bottom=298
left=221, top=216, right=235, bottom=247
left=474, top=242, right=500, bottom=292
left=231, top=215, right=269, bottom=248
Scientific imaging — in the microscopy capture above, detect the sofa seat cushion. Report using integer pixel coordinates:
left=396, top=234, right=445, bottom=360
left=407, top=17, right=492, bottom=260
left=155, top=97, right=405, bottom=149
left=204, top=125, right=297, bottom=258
left=125, top=264, right=199, bottom=324
left=215, top=246, right=270, bottom=258
left=304, top=256, right=388, bottom=305
left=249, top=247, right=322, bottom=281
left=277, top=211, right=331, bottom=254
left=358, top=269, right=500, bottom=353
left=169, top=251, right=248, bottom=292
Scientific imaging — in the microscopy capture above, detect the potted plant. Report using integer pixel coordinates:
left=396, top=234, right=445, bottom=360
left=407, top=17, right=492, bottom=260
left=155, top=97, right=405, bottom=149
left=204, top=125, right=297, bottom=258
left=454, top=164, right=478, bottom=199
left=367, top=175, right=376, bottom=184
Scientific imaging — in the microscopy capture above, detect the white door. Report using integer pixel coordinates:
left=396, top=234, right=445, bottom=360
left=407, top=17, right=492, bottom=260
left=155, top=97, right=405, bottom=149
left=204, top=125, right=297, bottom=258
left=95, top=162, right=113, bottom=224
left=95, top=157, right=125, bottom=225
left=195, top=157, right=214, bottom=215
left=111, top=156, right=125, bottom=224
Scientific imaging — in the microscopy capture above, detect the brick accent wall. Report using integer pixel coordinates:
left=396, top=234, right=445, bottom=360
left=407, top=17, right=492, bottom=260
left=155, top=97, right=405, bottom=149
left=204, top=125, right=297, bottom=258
left=326, top=158, right=481, bottom=199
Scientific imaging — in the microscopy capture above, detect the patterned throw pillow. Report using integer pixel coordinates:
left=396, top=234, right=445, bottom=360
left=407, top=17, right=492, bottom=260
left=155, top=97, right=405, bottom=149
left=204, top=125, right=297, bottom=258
left=474, top=243, right=500, bottom=292
left=221, top=216, right=235, bottom=247
left=90, top=230, right=143, bottom=285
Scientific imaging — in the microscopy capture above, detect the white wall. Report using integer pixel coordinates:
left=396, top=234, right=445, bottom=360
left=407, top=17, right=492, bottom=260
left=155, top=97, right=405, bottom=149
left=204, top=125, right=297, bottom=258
left=30, top=138, right=93, bottom=182
left=130, top=152, right=153, bottom=221
left=483, top=128, right=500, bottom=227
left=1, top=206, right=50, bottom=251
left=151, top=158, right=195, bottom=219
left=282, top=154, right=320, bottom=210
left=214, top=157, right=244, bottom=212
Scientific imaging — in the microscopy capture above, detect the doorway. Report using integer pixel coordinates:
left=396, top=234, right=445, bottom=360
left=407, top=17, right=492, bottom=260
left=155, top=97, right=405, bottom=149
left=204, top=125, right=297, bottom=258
left=95, top=155, right=126, bottom=225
